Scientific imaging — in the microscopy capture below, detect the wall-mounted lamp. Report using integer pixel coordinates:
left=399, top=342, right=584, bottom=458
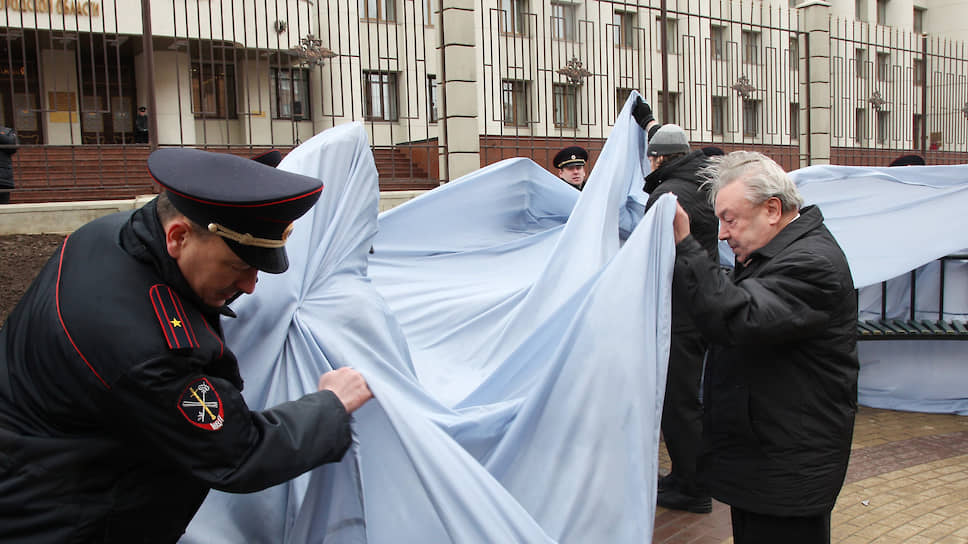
left=962, top=102, right=968, bottom=120
left=274, top=20, right=288, bottom=34
left=557, top=57, right=592, bottom=85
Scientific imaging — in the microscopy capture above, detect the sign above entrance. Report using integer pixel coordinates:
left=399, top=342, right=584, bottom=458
left=0, top=0, right=101, bottom=17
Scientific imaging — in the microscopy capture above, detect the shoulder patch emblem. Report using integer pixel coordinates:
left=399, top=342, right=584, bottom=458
left=178, top=377, right=225, bottom=431
left=150, top=284, right=200, bottom=350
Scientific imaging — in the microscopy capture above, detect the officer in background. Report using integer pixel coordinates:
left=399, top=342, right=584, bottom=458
left=0, top=148, right=372, bottom=542
left=554, top=145, right=588, bottom=190
left=134, top=106, right=149, bottom=143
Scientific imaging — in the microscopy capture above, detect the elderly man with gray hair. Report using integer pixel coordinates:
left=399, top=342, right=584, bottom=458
left=671, top=151, right=858, bottom=544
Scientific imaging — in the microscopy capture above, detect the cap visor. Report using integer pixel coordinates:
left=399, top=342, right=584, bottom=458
left=225, top=239, right=289, bottom=274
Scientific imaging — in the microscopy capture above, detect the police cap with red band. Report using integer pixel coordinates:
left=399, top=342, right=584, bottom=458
left=147, top=148, right=323, bottom=274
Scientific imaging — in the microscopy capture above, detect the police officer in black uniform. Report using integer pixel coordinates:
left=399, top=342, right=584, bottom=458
left=0, top=148, right=373, bottom=542
left=553, top=145, right=589, bottom=190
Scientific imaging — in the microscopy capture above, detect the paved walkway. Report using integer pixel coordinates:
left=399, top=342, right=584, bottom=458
left=654, top=406, right=968, bottom=543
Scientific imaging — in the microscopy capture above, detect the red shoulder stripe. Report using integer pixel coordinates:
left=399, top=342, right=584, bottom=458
left=149, top=285, right=200, bottom=350
left=55, top=235, right=110, bottom=389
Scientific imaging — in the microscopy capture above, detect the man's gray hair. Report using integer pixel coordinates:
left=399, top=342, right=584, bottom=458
left=701, top=150, right=803, bottom=212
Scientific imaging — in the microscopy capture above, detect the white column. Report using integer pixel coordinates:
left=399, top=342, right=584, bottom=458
left=438, top=0, right=480, bottom=181
left=799, top=1, right=832, bottom=167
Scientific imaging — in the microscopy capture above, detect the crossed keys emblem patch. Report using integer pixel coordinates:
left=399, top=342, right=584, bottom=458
left=178, top=377, right=225, bottom=431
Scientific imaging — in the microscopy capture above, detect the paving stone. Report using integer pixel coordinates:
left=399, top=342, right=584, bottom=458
left=653, top=407, right=968, bottom=543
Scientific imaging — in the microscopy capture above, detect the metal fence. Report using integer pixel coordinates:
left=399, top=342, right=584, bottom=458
left=478, top=0, right=802, bottom=171
left=830, top=18, right=968, bottom=166
left=0, top=0, right=966, bottom=203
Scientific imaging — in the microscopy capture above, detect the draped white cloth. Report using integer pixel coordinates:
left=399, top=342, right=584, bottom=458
left=791, top=164, right=968, bottom=416
left=183, top=95, right=968, bottom=543
left=184, top=93, right=674, bottom=543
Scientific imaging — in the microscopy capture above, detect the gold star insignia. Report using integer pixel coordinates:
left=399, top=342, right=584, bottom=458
left=170, top=318, right=182, bottom=328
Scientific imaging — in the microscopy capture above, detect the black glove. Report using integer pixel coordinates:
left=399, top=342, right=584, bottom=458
left=632, top=96, right=654, bottom=130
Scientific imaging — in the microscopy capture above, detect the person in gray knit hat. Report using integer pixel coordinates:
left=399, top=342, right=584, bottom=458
left=633, top=96, right=719, bottom=514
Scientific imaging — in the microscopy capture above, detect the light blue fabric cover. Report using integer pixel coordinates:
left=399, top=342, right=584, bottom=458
left=183, top=96, right=968, bottom=544
left=183, top=93, right=674, bottom=543
left=791, top=164, right=968, bottom=416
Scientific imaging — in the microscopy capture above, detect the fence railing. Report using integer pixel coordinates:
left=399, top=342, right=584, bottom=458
left=1, top=0, right=967, bottom=203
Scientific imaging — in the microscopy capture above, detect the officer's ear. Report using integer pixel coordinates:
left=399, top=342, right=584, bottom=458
left=165, top=218, right=194, bottom=259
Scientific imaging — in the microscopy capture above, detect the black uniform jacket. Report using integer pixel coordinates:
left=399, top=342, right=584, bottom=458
left=674, top=205, right=859, bottom=516
left=645, top=149, right=719, bottom=332
left=0, top=201, right=352, bottom=543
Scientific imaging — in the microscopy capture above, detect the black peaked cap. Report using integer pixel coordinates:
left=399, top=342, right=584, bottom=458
left=889, top=154, right=925, bottom=167
left=250, top=149, right=283, bottom=168
left=148, top=148, right=323, bottom=274
left=554, top=146, right=588, bottom=169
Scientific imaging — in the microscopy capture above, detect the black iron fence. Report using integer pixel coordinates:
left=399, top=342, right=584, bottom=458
left=0, top=0, right=966, bottom=203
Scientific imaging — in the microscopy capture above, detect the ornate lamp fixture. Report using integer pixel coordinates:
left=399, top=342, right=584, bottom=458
left=731, top=76, right=757, bottom=99
left=557, top=57, right=592, bottom=85
left=289, top=35, right=337, bottom=66
left=868, top=90, right=888, bottom=111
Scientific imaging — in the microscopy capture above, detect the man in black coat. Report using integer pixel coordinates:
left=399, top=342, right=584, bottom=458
left=671, top=151, right=858, bottom=543
left=0, top=149, right=373, bottom=542
left=633, top=97, right=719, bottom=513
left=0, top=125, right=18, bottom=204
left=134, top=106, right=149, bottom=143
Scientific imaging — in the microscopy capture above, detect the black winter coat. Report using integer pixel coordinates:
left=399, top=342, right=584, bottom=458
left=645, top=149, right=719, bottom=332
left=673, top=205, right=859, bottom=516
left=0, top=200, right=352, bottom=543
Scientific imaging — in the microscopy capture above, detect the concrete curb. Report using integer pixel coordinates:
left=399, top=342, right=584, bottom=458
left=0, top=190, right=428, bottom=236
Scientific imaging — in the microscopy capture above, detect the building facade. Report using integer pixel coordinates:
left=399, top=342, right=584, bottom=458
left=0, top=0, right=966, bottom=201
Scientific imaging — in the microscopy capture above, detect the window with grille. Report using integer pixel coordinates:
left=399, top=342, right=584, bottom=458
left=270, top=68, right=310, bottom=120
left=877, top=52, right=890, bottom=81
left=500, top=0, right=529, bottom=36
left=553, top=84, right=578, bottom=128
left=656, top=17, right=678, bottom=54
left=361, top=0, right=396, bottom=22
left=551, top=2, right=576, bottom=41
left=743, top=99, right=760, bottom=137
left=742, top=30, right=760, bottom=64
left=877, top=110, right=890, bottom=144
left=613, top=11, right=635, bottom=47
left=912, top=114, right=923, bottom=147
left=710, top=25, right=725, bottom=60
left=855, top=108, right=867, bottom=144
left=856, top=48, right=868, bottom=79
left=502, top=79, right=529, bottom=127
left=789, top=36, right=798, bottom=69
left=364, top=71, right=399, bottom=121
left=913, top=58, right=924, bottom=86
left=191, top=63, right=237, bottom=119
left=790, top=102, right=799, bottom=139
left=657, top=91, right=678, bottom=124
left=711, top=96, right=725, bottom=135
